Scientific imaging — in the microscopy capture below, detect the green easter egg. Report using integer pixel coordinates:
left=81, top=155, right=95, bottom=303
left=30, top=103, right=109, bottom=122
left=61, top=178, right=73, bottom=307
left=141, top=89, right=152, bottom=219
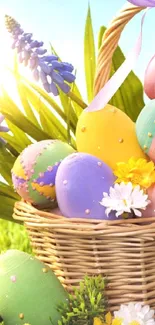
left=0, top=250, right=68, bottom=325
left=136, top=100, right=155, bottom=161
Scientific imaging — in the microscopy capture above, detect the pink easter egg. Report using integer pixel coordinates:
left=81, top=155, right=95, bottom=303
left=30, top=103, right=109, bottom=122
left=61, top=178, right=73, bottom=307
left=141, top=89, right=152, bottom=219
left=144, top=55, right=155, bottom=99
left=142, top=185, right=155, bottom=217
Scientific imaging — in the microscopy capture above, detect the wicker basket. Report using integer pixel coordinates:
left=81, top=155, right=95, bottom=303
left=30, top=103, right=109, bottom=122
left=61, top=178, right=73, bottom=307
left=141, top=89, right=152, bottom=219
left=13, top=3, right=155, bottom=312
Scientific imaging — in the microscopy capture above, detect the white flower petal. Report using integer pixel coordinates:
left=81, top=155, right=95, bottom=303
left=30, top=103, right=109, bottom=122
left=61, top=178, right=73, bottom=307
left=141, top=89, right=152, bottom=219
left=116, top=210, right=124, bottom=217
left=103, top=192, right=109, bottom=198
left=105, top=207, right=112, bottom=217
left=135, top=302, right=142, bottom=312
left=145, top=310, right=155, bottom=320
left=113, top=303, right=155, bottom=325
left=100, top=182, right=150, bottom=219
left=133, top=208, right=142, bottom=217
left=100, top=198, right=111, bottom=207
left=142, top=305, right=150, bottom=315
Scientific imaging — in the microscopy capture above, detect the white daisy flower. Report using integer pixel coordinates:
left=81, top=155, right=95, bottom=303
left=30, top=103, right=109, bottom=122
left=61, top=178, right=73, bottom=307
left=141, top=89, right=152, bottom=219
left=100, top=182, right=150, bottom=217
left=113, top=302, right=155, bottom=325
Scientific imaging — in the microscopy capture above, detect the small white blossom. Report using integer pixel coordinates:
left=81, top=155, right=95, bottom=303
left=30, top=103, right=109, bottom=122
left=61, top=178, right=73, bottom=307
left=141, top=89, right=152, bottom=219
left=114, top=302, right=155, bottom=325
left=100, top=182, right=150, bottom=217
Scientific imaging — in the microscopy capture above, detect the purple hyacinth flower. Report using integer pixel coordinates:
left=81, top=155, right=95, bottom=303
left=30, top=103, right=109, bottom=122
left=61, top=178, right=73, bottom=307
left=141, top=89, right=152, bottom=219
left=5, top=15, right=76, bottom=96
left=33, top=68, right=39, bottom=81
left=0, top=114, right=9, bottom=144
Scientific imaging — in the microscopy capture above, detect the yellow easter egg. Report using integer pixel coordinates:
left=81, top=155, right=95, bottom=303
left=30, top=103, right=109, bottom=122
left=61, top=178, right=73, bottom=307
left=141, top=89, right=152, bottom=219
left=76, top=104, right=146, bottom=169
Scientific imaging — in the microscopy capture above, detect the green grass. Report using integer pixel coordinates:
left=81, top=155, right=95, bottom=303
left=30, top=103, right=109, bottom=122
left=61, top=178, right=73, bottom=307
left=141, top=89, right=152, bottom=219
left=0, top=219, right=32, bottom=254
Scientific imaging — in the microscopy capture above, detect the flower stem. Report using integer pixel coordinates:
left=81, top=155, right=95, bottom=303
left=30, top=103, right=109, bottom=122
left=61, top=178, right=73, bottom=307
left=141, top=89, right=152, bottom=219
left=68, top=91, right=87, bottom=109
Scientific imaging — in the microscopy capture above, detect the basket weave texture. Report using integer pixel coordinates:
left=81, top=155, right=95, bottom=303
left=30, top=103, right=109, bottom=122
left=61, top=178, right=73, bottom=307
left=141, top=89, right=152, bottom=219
left=14, top=201, right=155, bottom=311
left=13, top=3, right=155, bottom=312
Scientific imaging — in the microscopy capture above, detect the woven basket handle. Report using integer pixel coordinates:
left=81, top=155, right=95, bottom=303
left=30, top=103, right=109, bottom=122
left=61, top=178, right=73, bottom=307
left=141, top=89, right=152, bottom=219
left=94, top=3, right=145, bottom=96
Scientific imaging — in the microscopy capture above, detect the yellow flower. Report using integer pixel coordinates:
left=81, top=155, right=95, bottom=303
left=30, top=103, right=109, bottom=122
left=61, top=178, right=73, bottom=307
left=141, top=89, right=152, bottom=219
left=114, top=157, right=155, bottom=189
left=94, top=317, right=104, bottom=325
left=112, top=318, right=123, bottom=325
left=94, top=313, right=112, bottom=325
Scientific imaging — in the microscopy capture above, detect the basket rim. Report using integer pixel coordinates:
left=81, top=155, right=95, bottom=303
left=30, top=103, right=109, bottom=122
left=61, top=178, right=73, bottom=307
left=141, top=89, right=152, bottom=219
left=13, top=200, right=155, bottom=227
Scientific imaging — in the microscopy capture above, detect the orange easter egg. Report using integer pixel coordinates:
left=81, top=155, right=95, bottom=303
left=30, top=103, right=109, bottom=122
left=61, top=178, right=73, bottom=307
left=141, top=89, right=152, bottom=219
left=76, top=104, right=146, bottom=169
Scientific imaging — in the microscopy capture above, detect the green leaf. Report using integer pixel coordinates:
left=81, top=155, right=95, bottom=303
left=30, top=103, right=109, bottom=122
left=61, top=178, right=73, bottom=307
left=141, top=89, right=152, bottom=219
left=98, top=26, right=145, bottom=122
left=0, top=132, right=27, bottom=153
left=84, top=5, right=96, bottom=103
left=20, top=82, right=68, bottom=141
left=17, top=82, right=41, bottom=128
left=0, top=182, right=19, bottom=200
left=0, top=143, right=15, bottom=185
left=7, top=120, right=32, bottom=149
left=12, top=55, right=41, bottom=128
left=109, top=46, right=145, bottom=121
left=21, top=78, right=70, bottom=122
left=0, top=195, right=18, bottom=222
left=50, top=44, right=84, bottom=117
left=98, top=26, right=105, bottom=50
left=70, top=83, right=83, bottom=118
left=59, top=89, right=78, bottom=130
left=0, top=91, right=50, bottom=141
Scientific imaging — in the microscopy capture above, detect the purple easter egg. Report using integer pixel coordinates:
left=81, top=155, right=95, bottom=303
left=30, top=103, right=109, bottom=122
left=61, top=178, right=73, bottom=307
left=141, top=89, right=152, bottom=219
left=55, top=152, right=116, bottom=220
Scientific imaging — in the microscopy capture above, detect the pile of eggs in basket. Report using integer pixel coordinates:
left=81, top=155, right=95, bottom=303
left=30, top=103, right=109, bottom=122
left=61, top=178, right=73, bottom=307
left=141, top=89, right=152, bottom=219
left=12, top=101, right=155, bottom=220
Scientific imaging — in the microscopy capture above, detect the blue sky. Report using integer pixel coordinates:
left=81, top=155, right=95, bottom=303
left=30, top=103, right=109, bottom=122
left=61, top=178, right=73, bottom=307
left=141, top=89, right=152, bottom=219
left=0, top=0, right=155, bottom=100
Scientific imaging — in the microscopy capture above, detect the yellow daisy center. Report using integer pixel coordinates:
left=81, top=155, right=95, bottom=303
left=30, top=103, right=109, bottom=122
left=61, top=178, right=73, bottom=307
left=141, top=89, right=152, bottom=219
left=129, top=321, right=140, bottom=325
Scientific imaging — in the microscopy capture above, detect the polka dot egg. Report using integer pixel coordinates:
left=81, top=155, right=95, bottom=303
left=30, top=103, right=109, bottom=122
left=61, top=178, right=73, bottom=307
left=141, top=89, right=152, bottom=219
left=0, top=250, right=68, bottom=325
left=76, top=104, right=146, bottom=169
left=12, top=140, right=75, bottom=207
left=55, top=152, right=116, bottom=220
left=136, top=100, right=155, bottom=162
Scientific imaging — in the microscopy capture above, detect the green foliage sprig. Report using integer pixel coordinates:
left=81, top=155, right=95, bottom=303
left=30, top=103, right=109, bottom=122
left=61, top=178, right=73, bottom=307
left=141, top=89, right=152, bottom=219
left=57, top=275, right=107, bottom=325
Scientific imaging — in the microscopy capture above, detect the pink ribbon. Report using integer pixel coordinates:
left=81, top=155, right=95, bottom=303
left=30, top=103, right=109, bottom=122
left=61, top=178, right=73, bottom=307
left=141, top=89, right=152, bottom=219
left=85, top=8, right=148, bottom=113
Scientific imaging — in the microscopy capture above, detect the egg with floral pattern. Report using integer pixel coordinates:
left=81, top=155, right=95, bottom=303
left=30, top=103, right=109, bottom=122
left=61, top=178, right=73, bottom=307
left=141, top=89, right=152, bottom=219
left=12, top=140, right=75, bottom=207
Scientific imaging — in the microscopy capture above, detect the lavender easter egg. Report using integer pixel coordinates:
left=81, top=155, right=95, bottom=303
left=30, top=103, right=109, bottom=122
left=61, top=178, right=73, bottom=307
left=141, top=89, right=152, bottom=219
left=12, top=140, right=75, bottom=207
left=55, top=152, right=115, bottom=220
left=136, top=100, right=155, bottom=161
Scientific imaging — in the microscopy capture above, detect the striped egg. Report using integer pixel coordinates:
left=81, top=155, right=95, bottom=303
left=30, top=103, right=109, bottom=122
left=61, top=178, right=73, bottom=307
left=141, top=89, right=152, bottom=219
left=12, top=140, right=75, bottom=207
left=136, top=100, right=155, bottom=161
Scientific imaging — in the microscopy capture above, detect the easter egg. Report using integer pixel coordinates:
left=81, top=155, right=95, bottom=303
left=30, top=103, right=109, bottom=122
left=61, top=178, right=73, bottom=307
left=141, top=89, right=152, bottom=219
left=136, top=100, right=155, bottom=162
left=76, top=104, right=146, bottom=169
left=142, top=185, right=155, bottom=218
left=144, top=55, right=155, bottom=99
left=56, top=152, right=116, bottom=220
left=0, top=250, right=68, bottom=325
left=12, top=140, right=75, bottom=207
